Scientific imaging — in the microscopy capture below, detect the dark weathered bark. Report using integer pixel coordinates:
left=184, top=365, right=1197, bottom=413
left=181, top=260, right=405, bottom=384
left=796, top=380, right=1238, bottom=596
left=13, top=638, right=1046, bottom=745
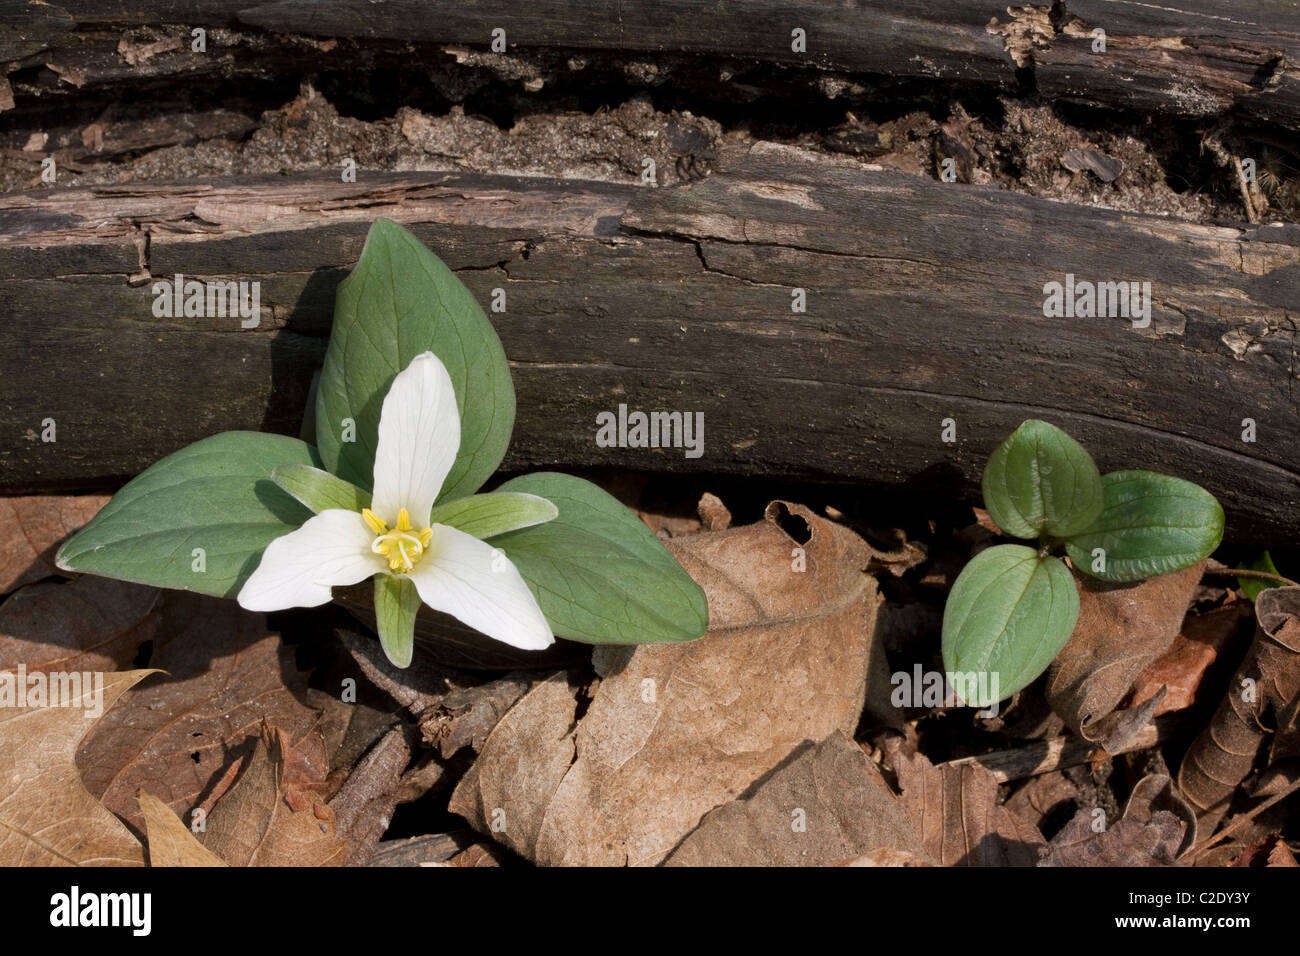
left=1, top=143, right=1297, bottom=539
left=4, top=1, right=1298, bottom=130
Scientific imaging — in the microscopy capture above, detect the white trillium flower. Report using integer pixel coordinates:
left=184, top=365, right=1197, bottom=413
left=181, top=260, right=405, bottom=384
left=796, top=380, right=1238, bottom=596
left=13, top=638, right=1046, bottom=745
left=237, top=351, right=554, bottom=660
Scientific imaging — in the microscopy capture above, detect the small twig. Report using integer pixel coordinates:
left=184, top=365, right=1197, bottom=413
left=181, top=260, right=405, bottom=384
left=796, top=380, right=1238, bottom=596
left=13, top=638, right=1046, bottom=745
left=1189, top=774, right=1300, bottom=860
left=940, top=714, right=1187, bottom=784
left=1233, top=156, right=1261, bottom=224
left=1205, top=559, right=1300, bottom=590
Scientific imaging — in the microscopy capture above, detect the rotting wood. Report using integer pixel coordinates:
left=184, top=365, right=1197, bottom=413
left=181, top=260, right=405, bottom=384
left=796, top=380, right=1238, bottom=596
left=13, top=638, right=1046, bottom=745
left=4, top=1, right=1298, bottom=131
left=1, top=142, right=1297, bottom=540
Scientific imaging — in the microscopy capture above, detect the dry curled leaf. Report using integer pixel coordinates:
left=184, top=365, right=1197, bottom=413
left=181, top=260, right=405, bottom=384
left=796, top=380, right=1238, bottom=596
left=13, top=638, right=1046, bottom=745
left=78, top=593, right=345, bottom=834
left=1040, top=809, right=1185, bottom=867
left=696, top=492, right=731, bottom=531
left=1046, top=563, right=1202, bottom=752
left=451, top=501, right=891, bottom=866
left=0, top=669, right=153, bottom=866
left=0, top=494, right=109, bottom=593
left=200, top=725, right=348, bottom=867
left=1178, top=586, right=1300, bottom=833
left=1123, top=773, right=1197, bottom=859
left=137, top=790, right=226, bottom=867
left=664, top=732, right=924, bottom=866
left=891, top=749, right=1046, bottom=866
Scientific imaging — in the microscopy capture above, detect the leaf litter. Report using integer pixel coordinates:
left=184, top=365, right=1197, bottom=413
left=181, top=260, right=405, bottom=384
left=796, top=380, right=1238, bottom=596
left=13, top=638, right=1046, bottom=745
left=1, top=488, right=1296, bottom=867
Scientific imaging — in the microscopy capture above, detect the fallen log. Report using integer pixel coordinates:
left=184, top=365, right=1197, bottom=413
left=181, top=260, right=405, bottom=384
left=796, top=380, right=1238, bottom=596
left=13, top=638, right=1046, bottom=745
left=5, top=1, right=1299, bottom=131
left=1, top=142, right=1297, bottom=539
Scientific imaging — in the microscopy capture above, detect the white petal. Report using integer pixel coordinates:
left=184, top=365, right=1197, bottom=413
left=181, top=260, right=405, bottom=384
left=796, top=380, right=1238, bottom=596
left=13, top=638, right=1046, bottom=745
left=237, top=510, right=387, bottom=612
left=408, top=524, right=554, bottom=650
left=371, top=351, right=460, bottom=527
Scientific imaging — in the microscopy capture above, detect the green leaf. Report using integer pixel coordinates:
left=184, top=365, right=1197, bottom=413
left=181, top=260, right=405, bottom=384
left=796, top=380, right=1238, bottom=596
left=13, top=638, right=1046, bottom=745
left=55, top=432, right=317, bottom=598
left=1064, top=470, right=1225, bottom=582
left=299, top=369, right=320, bottom=443
left=272, top=463, right=372, bottom=513
left=428, top=492, right=558, bottom=539
left=942, top=545, right=1079, bottom=706
left=486, top=472, right=707, bottom=644
left=982, top=420, right=1104, bottom=539
left=315, top=218, right=515, bottom=500
left=375, top=574, right=420, bottom=668
left=1240, top=551, right=1282, bottom=602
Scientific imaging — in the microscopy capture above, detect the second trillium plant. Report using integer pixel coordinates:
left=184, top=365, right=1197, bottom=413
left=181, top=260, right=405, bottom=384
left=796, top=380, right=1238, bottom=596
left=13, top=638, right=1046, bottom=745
left=942, top=420, right=1224, bottom=706
left=58, top=220, right=708, bottom=665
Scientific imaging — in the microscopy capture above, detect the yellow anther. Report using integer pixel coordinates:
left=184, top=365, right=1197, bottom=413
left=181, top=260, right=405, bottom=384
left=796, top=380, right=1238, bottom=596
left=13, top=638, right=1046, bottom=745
left=361, top=508, right=388, bottom=536
left=396, top=508, right=412, bottom=531
left=418, top=527, right=434, bottom=548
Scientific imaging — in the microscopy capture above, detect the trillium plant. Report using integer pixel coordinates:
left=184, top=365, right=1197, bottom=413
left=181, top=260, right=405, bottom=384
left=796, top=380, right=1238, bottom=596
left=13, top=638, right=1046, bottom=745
left=942, top=420, right=1224, bottom=707
left=57, top=220, right=708, bottom=666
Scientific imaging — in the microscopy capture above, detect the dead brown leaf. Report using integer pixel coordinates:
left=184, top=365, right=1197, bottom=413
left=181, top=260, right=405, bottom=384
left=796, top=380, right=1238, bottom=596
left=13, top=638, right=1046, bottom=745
left=1231, top=832, right=1299, bottom=867
left=0, top=494, right=109, bottom=593
left=451, top=501, right=891, bottom=866
left=78, top=593, right=347, bottom=834
left=423, top=672, right=534, bottom=757
left=1269, top=841, right=1300, bottom=866
left=1178, top=586, right=1300, bottom=834
left=1131, top=602, right=1255, bottom=716
left=137, top=790, right=226, bottom=867
left=844, top=848, right=930, bottom=866
left=200, top=725, right=348, bottom=866
left=1039, top=808, right=1185, bottom=866
left=0, top=576, right=161, bottom=672
left=449, top=672, right=580, bottom=860
left=1004, top=771, right=1081, bottom=834
left=0, top=669, right=152, bottom=865
left=891, top=749, right=1046, bottom=865
left=664, top=732, right=924, bottom=866
left=696, top=492, right=731, bottom=531
left=446, top=843, right=510, bottom=867
left=1046, top=563, right=1203, bottom=752
left=1123, top=773, right=1197, bottom=858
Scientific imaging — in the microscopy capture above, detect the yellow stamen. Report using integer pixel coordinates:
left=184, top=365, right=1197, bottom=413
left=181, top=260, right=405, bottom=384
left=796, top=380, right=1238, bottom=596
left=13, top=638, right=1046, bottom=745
left=365, top=508, right=435, bottom=574
left=361, top=508, right=388, bottom=535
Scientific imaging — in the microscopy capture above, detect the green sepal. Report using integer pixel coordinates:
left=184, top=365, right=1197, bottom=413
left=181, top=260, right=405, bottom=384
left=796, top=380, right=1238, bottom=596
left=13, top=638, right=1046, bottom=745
left=271, top=463, right=372, bottom=514
left=375, top=574, right=420, bottom=668
left=427, top=492, right=558, bottom=539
